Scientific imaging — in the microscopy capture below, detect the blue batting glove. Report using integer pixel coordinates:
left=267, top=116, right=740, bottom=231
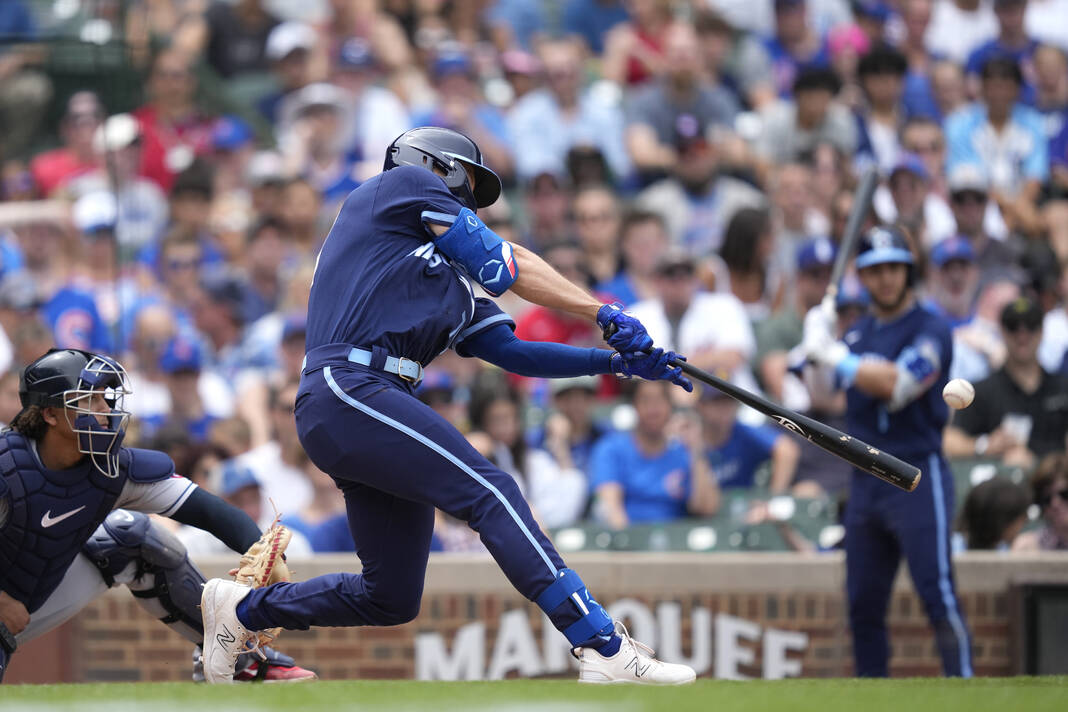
left=617, top=348, right=694, bottom=392
left=597, top=303, right=653, bottom=355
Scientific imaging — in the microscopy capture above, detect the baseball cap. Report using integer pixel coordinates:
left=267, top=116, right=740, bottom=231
left=930, top=236, right=976, bottom=267
left=212, top=116, right=254, bottom=151
left=999, top=296, right=1043, bottom=331
left=219, top=461, right=260, bottom=497
left=266, top=22, right=316, bottom=61
left=947, top=163, right=989, bottom=195
left=551, top=375, right=598, bottom=396
left=797, top=237, right=837, bottom=272
left=853, top=0, right=891, bottom=21
left=281, top=313, right=307, bottom=343
left=246, top=151, right=286, bottom=187
left=73, top=191, right=117, bottom=235
left=93, top=113, right=141, bottom=152
left=338, top=37, right=375, bottom=70
left=890, top=153, right=929, bottom=181
left=433, top=51, right=473, bottom=78
left=159, top=337, right=202, bottom=374
left=655, top=247, right=696, bottom=275
left=288, top=83, right=349, bottom=119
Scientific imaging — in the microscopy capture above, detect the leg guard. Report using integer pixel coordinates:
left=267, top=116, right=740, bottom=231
left=535, top=569, right=614, bottom=648
left=82, top=510, right=205, bottom=644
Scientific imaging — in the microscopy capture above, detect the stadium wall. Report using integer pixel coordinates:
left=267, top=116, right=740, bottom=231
left=7, top=552, right=1067, bottom=683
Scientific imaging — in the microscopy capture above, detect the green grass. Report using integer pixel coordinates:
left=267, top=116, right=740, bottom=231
left=1, top=678, right=1066, bottom=712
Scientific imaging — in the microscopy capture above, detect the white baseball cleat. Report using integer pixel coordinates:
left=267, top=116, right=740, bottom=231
left=200, top=578, right=257, bottom=684
left=576, top=621, right=697, bottom=685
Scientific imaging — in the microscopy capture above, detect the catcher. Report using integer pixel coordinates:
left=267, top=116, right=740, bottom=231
left=0, top=349, right=312, bottom=682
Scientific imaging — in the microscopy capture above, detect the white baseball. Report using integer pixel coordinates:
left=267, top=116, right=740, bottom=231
left=942, top=378, right=975, bottom=409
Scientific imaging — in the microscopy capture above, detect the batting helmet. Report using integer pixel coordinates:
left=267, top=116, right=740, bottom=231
left=855, top=225, right=915, bottom=285
left=384, top=126, right=502, bottom=210
left=20, top=348, right=131, bottom=478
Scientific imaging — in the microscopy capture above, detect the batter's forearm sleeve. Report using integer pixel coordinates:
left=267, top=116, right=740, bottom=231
left=170, top=487, right=261, bottom=554
left=463, top=324, right=617, bottom=377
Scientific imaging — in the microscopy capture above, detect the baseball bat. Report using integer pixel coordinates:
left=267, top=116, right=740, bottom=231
left=822, top=167, right=880, bottom=318
left=676, top=360, right=921, bottom=492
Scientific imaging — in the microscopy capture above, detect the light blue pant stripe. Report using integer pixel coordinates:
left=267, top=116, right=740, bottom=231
left=928, top=453, right=973, bottom=677
left=323, top=366, right=559, bottom=576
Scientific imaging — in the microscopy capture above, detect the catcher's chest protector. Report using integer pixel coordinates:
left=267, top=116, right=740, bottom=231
left=0, top=430, right=126, bottom=612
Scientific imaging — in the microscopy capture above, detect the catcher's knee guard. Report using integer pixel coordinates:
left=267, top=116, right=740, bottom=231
left=82, top=510, right=205, bottom=644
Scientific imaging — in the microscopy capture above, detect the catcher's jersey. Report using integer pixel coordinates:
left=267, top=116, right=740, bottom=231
left=305, top=165, right=512, bottom=367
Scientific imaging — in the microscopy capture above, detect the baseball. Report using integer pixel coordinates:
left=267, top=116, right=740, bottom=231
left=942, top=378, right=975, bottom=409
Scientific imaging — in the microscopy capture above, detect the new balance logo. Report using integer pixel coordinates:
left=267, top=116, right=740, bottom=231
left=625, top=656, right=650, bottom=678
left=216, top=625, right=237, bottom=647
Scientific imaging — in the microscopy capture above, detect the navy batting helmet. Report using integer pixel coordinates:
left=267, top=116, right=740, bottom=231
left=384, top=126, right=502, bottom=210
left=855, top=225, right=915, bottom=285
left=20, top=348, right=131, bottom=478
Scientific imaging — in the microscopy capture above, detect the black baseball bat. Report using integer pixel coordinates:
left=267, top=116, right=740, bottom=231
left=674, top=360, right=920, bottom=492
left=823, top=167, right=879, bottom=315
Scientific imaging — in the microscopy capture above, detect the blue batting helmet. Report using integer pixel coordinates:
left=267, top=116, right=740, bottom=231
left=855, top=226, right=914, bottom=270
left=384, top=126, right=502, bottom=210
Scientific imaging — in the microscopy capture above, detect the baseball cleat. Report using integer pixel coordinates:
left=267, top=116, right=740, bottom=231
left=576, top=621, right=696, bottom=685
left=200, top=578, right=257, bottom=684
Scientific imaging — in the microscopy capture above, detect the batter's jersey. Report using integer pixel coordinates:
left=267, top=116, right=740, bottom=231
left=305, top=165, right=513, bottom=366
left=843, top=303, right=953, bottom=462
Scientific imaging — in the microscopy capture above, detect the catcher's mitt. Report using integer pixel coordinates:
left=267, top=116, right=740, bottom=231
left=233, top=513, right=292, bottom=647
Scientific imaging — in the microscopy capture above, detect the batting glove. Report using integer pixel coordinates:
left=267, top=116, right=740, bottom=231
left=597, top=303, right=654, bottom=355
left=613, top=348, right=694, bottom=392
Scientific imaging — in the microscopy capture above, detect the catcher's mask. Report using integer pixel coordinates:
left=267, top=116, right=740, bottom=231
left=20, top=349, right=132, bottom=478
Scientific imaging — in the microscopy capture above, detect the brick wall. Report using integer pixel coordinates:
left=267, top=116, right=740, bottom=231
left=8, top=552, right=1065, bottom=682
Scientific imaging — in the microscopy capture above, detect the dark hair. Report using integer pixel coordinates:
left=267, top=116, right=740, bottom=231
left=959, top=478, right=1031, bottom=550
left=1031, top=453, right=1068, bottom=504
left=857, top=44, right=908, bottom=79
left=793, top=66, right=842, bottom=96
left=174, top=441, right=233, bottom=483
left=468, top=384, right=527, bottom=482
left=247, top=216, right=287, bottom=245
left=10, top=404, right=48, bottom=439
left=619, top=209, right=666, bottom=241
left=720, top=207, right=772, bottom=273
left=980, top=54, right=1024, bottom=85
left=170, top=159, right=214, bottom=201
left=694, top=8, right=733, bottom=36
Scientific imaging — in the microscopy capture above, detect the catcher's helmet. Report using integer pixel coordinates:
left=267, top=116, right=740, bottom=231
left=384, top=126, right=502, bottom=210
left=19, top=348, right=131, bottom=478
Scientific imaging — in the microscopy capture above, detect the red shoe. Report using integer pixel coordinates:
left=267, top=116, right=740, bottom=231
left=235, top=661, right=318, bottom=683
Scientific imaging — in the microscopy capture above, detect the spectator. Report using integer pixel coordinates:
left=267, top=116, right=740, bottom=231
left=278, top=82, right=362, bottom=205
left=756, top=236, right=836, bottom=402
left=930, top=58, right=969, bottom=119
left=926, top=0, right=998, bottom=64
left=484, top=0, right=548, bottom=52
left=695, top=8, right=777, bottom=111
left=562, top=0, right=629, bottom=55
left=416, top=371, right=466, bottom=431
left=245, top=151, right=288, bottom=220
left=927, top=237, right=981, bottom=329
left=945, top=56, right=1046, bottom=235
left=756, top=67, right=858, bottom=165
left=1014, top=453, right=1068, bottom=550
left=68, top=114, right=169, bottom=255
left=414, top=52, right=513, bottom=182
left=696, top=385, right=800, bottom=493
left=29, top=92, right=103, bottom=197
left=258, top=21, right=317, bottom=124
left=945, top=164, right=1018, bottom=276
left=0, top=0, right=50, bottom=161
left=0, top=368, right=19, bottom=425
left=1033, top=44, right=1068, bottom=133
left=243, top=217, right=295, bottom=323
left=763, top=0, right=831, bottom=99
left=515, top=242, right=601, bottom=348
left=899, top=0, right=942, bottom=120
left=965, top=0, right=1039, bottom=105
left=519, top=171, right=571, bottom=251
left=884, top=154, right=932, bottom=246
left=945, top=296, right=1068, bottom=465
left=210, top=116, right=258, bottom=200
left=590, top=380, right=719, bottom=528
left=717, top=207, right=785, bottom=321
left=571, top=185, right=622, bottom=287
left=282, top=464, right=351, bottom=553
left=509, top=38, right=630, bottom=182
left=634, top=133, right=765, bottom=255
left=956, top=476, right=1031, bottom=550
left=140, top=338, right=220, bottom=443
left=133, top=49, right=218, bottom=192
left=950, top=277, right=1020, bottom=381
left=624, top=22, right=739, bottom=181
left=596, top=209, right=667, bottom=307
left=601, top=0, right=674, bottom=86
left=192, top=0, right=281, bottom=79
left=536, top=375, right=611, bottom=482
left=239, top=380, right=314, bottom=516
left=279, top=177, right=325, bottom=252
left=770, top=162, right=829, bottom=256
left=468, top=386, right=588, bottom=528
left=628, top=248, right=760, bottom=393
left=855, top=44, right=909, bottom=173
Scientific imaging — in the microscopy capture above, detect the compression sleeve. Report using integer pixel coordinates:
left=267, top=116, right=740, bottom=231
left=462, top=322, right=618, bottom=378
left=170, top=487, right=261, bottom=554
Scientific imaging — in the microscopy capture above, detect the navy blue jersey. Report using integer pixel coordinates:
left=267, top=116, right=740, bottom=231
left=844, top=303, right=953, bottom=461
left=306, top=165, right=512, bottom=366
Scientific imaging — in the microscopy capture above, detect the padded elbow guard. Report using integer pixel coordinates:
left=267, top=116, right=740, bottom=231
left=422, top=207, right=518, bottom=296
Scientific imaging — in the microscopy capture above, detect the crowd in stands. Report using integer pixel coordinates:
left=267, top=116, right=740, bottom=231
left=0, top=0, right=1065, bottom=554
